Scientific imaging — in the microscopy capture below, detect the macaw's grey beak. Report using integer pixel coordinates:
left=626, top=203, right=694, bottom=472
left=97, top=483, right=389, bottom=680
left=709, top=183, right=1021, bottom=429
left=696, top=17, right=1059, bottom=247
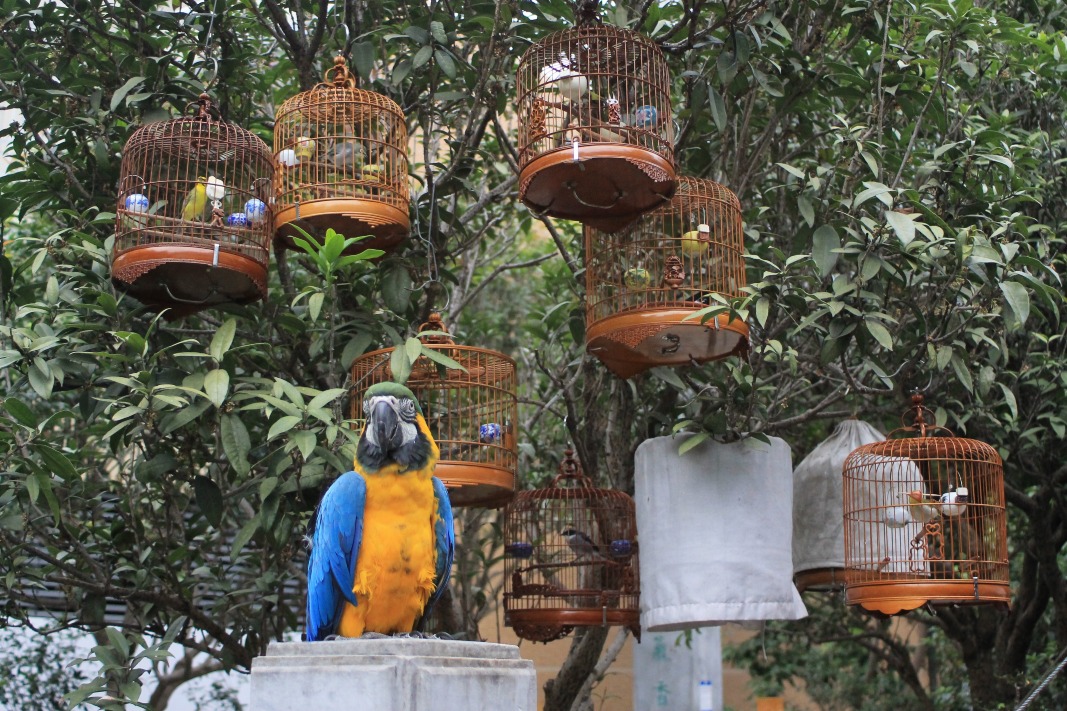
left=372, top=400, right=400, bottom=452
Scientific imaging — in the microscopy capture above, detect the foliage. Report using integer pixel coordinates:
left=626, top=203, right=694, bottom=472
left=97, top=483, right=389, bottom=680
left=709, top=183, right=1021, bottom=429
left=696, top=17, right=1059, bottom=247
left=0, top=0, right=1065, bottom=709
left=0, top=624, right=89, bottom=711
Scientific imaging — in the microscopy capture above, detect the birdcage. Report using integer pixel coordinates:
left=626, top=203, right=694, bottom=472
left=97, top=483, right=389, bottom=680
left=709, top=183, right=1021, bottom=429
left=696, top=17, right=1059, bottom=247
left=842, top=395, right=1010, bottom=616
left=584, top=176, right=748, bottom=378
left=274, top=56, right=409, bottom=253
left=503, top=449, right=640, bottom=643
left=112, top=93, right=273, bottom=316
left=515, top=5, right=676, bottom=231
left=349, top=314, right=517, bottom=507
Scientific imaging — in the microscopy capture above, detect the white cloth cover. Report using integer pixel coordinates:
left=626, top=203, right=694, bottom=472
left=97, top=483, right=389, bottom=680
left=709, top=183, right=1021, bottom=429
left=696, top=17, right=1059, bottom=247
left=846, top=453, right=929, bottom=576
left=633, top=627, right=722, bottom=711
left=792, top=420, right=885, bottom=576
left=635, top=435, right=807, bottom=632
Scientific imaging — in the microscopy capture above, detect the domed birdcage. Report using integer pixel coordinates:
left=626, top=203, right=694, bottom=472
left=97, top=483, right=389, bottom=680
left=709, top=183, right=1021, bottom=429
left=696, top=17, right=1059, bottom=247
left=274, top=56, right=409, bottom=252
left=585, top=176, right=748, bottom=378
left=515, top=3, right=676, bottom=231
left=112, top=93, right=273, bottom=316
left=349, top=314, right=517, bottom=507
left=503, top=449, right=640, bottom=643
left=843, top=395, right=1010, bottom=616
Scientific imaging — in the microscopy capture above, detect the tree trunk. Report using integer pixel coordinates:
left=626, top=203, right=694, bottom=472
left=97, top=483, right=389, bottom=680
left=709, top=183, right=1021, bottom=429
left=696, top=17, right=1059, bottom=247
left=542, top=627, right=609, bottom=711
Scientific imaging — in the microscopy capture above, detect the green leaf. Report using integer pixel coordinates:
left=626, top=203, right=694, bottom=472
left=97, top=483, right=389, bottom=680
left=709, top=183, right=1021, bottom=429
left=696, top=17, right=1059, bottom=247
left=382, top=265, right=412, bottom=314
left=33, top=443, right=78, bottom=481
left=755, top=297, right=771, bottom=328
left=204, top=369, right=230, bottom=408
left=1000, top=281, right=1030, bottom=329
left=812, top=225, right=840, bottom=278
left=434, top=49, right=457, bottom=79
left=708, top=85, right=727, bottom=132
left=309, top=291, right=325, bottom=322
left=221, top=414, right=251, bottom=476
left=4, top=397, right=38, bottom=428
left=341, top=332, right=374, bottom=368
left=162, top=400, right=212, bottom=434
left=193, top=476, right=224, bottom=527
left=678, top=432, right=710, bottom=456
left=405, top=336, right=423, bottom=365
left=352, top=41, right=375, bottom=80
left=412, top=44, right=433, bottom=70
left=307, top=388, right=347, bottom=411
left=886, top=211, right=916, bottom=246
left=110, top=76, right=145, bottom=112
left=390, top=345, right=411, bottom=384
left=292, top=430, right=316, bottom=460
left=419, top=345, right=467, bottom=372
left=430, top=20, right=447, bottom=45
left=231, top=515, right=259, bottom=558
left=798, top=196, right=815, bottom=228
left=865, top=320, right=894, bottom=350
left=267, top=415, right=302, bottom=441
left=209, top=318, right=237, bottom=361
left=650, top=367, right=686, bottom=391
left=27, top=366, right=53, bottom=399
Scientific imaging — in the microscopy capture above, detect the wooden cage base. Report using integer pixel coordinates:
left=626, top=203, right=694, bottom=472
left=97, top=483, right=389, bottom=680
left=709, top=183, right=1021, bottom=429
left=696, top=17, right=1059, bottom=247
left=846, top=578, right=1012, bottom=616
left=505, top=608, right=640, bottom=644
left=519, top=144, right=676, bottom=231
left=274, top=198, right=409, bottom=253
left=112, top=245, right=267, bottom=317
left=436, top=461, right=516, bottom=508
left=794, top=567, right=847, bottom=594
left=586, top=309, right=749, bottom=379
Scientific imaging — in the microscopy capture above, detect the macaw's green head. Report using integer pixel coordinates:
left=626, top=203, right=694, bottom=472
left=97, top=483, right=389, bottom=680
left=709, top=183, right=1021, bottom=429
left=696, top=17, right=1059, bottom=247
left=356, top=382, right=432, bottom=473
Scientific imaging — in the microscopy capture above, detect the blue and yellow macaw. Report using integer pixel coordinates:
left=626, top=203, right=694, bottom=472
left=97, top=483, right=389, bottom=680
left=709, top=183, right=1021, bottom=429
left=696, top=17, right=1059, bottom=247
left=306, top=382, right=455, bottom=640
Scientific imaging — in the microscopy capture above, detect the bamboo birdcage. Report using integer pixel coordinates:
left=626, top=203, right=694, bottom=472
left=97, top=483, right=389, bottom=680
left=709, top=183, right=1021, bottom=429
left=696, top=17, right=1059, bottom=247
left=112, top=93, right=273, bottom=316
left=585, top=176, right=748, bottom=378
left=515, top=6, right=676, bottom=231
left=273, top=57, right=409, bottom=252
left=503, top=449, right=640, bottom=643
left=842, top=395, right=1010, bottom=616
left=349, top=314, right=517, bottom=507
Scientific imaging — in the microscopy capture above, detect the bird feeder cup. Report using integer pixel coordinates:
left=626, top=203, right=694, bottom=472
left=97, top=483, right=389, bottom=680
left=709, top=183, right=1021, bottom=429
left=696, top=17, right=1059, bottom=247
left=502, top=449, right=640, bottom=643
left=113, top=93, right=273, bottom=316
left=349, top=314, right=518, bottom=507
left=273, top=57, right=410, bottom=252
left=516, top=9, right=676, bottom=231
left=842, top=395, right=1010, bottom=616
left=585, top=176, right=748, bottom=378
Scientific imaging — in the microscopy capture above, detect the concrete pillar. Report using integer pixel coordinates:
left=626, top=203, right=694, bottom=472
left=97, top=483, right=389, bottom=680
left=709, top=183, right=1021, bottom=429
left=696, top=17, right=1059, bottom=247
left=250, top=638, right=537, bottom=711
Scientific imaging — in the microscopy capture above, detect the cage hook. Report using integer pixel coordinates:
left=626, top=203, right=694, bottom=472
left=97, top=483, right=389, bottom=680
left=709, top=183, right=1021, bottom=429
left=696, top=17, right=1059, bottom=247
left=567, top=181, right=623, bottom=211
left=162, top=281, right=217, bottom=306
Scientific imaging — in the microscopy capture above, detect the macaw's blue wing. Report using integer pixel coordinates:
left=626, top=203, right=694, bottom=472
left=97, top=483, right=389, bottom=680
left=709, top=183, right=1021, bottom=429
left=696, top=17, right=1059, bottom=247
left=306, top=471, right=366, bottom=642
left=426, top=476, right=455, bottom=614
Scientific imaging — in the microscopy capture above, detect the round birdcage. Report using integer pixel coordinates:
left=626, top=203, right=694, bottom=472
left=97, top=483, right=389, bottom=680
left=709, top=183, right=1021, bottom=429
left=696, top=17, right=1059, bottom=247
left=274, top=56, right=409, bottom=252
left=349, top=314, right=517, bottom=507
left=503, top=449, right=640, bottom=643
left=584, top=176, right=748, bottom=378
left=515, top=6, right=676, bottom=231
left=842, top=395, right=1010, bottom=616
left=112, top=93, right=273, bottom=316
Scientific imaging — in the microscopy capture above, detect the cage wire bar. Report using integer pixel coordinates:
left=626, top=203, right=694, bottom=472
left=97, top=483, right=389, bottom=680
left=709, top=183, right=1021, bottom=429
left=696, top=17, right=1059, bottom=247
left=516, top=8, right=676, bottom=231
left=585, top=176, right=748, bottom=378
left=113, top=93, right=273, bottom=316
left=274, top=56, right=410, bottom=252
left=350, top=314, right=518, bottom=507
left=843, top=395, right=1010, bottom=616
left=503, top=449, right=640, bottom=643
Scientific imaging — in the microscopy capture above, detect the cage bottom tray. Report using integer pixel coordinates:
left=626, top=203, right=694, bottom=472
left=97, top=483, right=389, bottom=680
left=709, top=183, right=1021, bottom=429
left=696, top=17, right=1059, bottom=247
left=586, top=307, right=748, bottom=379
left=274, top=198, right=408, bottom=253
left=505, top=607, right=640, bottom=643
left=846, top=578, right=1012, bottom=616
left=436, top=461, right=515, bottom=508
left=794, top=567, right=846, bottom=594
left=519, top=144, right=676, bottom=232
left=112, top=244, right=267, bottom=317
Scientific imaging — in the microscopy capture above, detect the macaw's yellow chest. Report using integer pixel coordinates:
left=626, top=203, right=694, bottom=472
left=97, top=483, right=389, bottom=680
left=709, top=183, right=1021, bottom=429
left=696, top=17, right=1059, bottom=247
left=338, top=469, right=439, bottom=637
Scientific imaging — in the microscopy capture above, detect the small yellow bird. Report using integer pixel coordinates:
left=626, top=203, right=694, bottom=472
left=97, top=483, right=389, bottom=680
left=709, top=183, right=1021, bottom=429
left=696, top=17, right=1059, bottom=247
left=904, top=490, right=941, bottom=523
left=180, top=179, right=210, bottom=222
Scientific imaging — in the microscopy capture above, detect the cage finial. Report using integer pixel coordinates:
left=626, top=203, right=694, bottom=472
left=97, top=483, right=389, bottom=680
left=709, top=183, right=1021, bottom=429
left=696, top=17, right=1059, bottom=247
left=418, top=312, right=454, bottom=345
left=327, top=55, right=357, bottom=88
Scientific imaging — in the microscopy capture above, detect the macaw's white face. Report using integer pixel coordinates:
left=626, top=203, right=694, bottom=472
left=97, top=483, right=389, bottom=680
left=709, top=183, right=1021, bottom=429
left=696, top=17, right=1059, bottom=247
left=362, top=394, right=419, bottom=452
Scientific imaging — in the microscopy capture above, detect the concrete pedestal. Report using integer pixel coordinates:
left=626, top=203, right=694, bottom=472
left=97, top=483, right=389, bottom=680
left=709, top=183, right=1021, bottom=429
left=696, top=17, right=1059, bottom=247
left=250, top=638, right=537, bottom=711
